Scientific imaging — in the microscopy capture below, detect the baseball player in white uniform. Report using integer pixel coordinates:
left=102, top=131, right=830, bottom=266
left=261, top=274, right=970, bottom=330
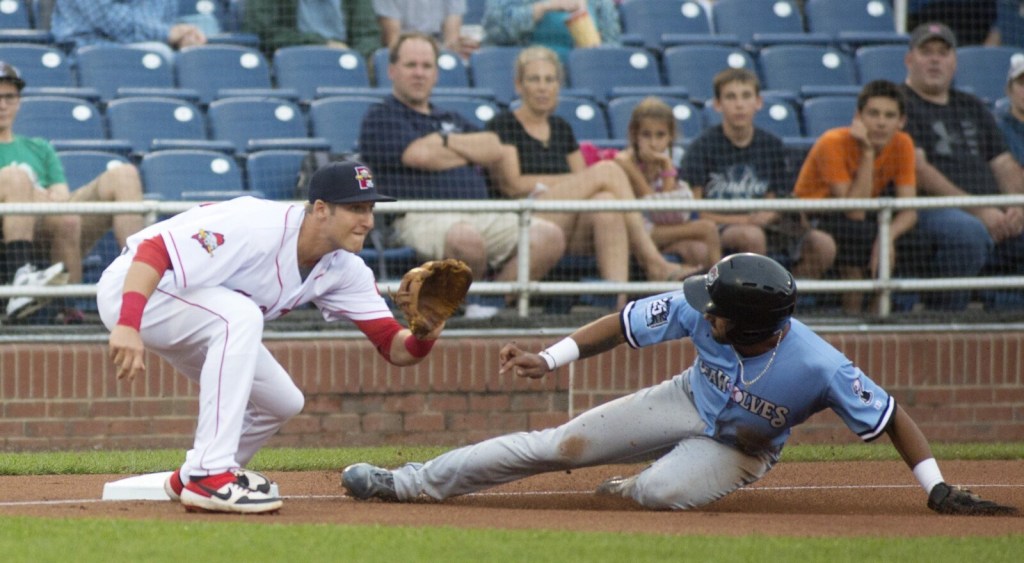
left=99, top=160, right=442, bottom=514
left=343, top=254, right=1017, bottom=515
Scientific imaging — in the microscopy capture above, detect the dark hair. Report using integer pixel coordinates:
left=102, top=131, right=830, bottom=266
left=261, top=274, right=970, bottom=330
left=856, top=80, right=906, bottom=115
left=712, top=68, right=760, bottom=99
left=388, top=32, right=440, bottom=65
left=627, top=96, right=677, bottom=142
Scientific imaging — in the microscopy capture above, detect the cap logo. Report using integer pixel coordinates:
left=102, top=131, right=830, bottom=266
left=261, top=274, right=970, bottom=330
left=354, top=165, right=374, bottom=190
left=928, top=24, right=942, bottom=34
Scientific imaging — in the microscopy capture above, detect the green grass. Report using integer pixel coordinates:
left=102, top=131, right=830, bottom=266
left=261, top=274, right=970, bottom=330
left=0, top=518, right=1020, bottom=563
left=1, top=442, right=1021, bottom=475
left=1, top=444, right=1021, bottom=562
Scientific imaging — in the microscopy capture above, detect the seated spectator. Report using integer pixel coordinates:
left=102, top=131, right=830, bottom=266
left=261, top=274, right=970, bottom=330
left=794, top=81, right=920, bottom=315
left=680, top=68, right=836, bottom=282
left=374, top=0, right=480, bottom=59
left=613, top=96, right=722, bottom=272
left=486, top=47, right=698, bottom=307
left=51, top=0, right=209, bottom=61
left=0, top=62, right=144, bottom=323
left=358, top=33, right=566, bottom=318
left=482, top=0, right=620, bottom=62
left=245, top=0, right=382, bottom=61
left=997, top=58, right=1024, bottom=166
left=900, top=22, right=1024, bottom=310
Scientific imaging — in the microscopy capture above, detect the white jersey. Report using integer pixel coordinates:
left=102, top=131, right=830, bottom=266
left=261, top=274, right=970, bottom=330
left=105, top=196, right=393, bottom=323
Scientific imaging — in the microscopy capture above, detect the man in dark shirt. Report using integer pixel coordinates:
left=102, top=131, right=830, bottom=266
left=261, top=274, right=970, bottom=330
left=900, top=22, right=1024, bottom=310
left=358, top=32, right=565, bottom=316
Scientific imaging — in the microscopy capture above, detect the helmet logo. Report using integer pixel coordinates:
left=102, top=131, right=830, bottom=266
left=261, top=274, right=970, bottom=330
left=706, top=265, right=719, bottom=288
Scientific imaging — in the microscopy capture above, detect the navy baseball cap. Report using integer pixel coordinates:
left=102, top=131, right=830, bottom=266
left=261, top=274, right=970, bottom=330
left=0, top=61, right=25, bottom=90
left=307, top=160, right=396, bottom=204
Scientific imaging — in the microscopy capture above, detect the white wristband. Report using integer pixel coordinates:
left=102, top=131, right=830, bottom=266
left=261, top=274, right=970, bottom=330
left=539, top=337, right=580, bottom=371
left=912, top=458, right=944, bottom=494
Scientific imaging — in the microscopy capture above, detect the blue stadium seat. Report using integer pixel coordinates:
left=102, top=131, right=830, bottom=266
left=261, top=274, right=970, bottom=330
left=245, top=149, right=306, bottom=200
left=854, top=44, right=907, bottom=84
left=373, top=47, right=469, bottom=88
left=0, top=0, right=33, bottom=28
left=567, top=47, right=661, bottom=101
left=140, top=149, right=244, bottom=199
left=431, top=95, right=499, bottom=129
left=804, top=0, right=906, bottom=48
left=309, top=96, right=381, bottom=155
left=273, top=45, right=370, bottom=102
left=14, top=96, right=105, bottom=140
left=801, top=95, right=857, bottom=137
left=0, top=43, right=73, bottom=87
left=75, top=45, right=177, bottom=101
left=106, top=96, right=209, bottom=154
left=711, top=0, right=807, bottom=45
left=955, top=47, right=1024, bottom=103
left=551, top=97, right=611, bottom=140
left=469, top=46, right=522, bottom=105
left=607, top=95, right=703, bottom=141
left=662, top=44, right=755, bottom=102
left=757, top=45, right=857, bottom=95
left=703, top=94, right=802, bottom=138
left=207, top=96, right=309, bottom=153
left=59, top=150, right=130, bottom=189
left=464, top=0, right=485, bottom=25
left=618, top=0, right=712, bottom=49
left=176, top=44, right=273, bottom=103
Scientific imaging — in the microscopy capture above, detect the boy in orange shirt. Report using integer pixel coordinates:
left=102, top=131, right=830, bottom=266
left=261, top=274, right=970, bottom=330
left=794, top=80, right=919, bottom=315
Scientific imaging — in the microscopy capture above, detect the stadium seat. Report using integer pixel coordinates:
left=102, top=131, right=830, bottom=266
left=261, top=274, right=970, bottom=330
left=618, top=0, right=712, bottom=49
left=245, top=149, right=306, bottom=200
left=662, top=44, right=756, bottom=102
left=801, top=95, right=857, bottom=137
left=607, top=95, right=703, bottom=141
left=0, top=0, right=33, bottom=29
left=75, top=45, right=177, bottom=101
left=711, top=0, right=807, bottom=45
left=854, top=44, right=907, bottom=84
left=757, top=45, right=857, bottom=95
left=551, top=97, right=611, bottom=140
left=140, top=149, right=244, bottom=199
left=804, top=0, right=905, bottom=46
left=207, top=96, right=310, bottom=153
left=0, top=43, right=73, bottom=87
left=703, top=94, right=802, bottom=138
left=955, top=46, right=1024, bottom=103
left=176, top=44, right=273, bottom=103
left=106, top=96, right=209, bottom=154
left=468, top=46, right=522, bottom=105
left=58, top=150, right=131, bottom=189
left=273, top=45, right=370, bottom=102
left=373, top=47, right=469, bottom=88
left=14, top=96, right=105, bottom=140
left=309, top=96, right=381, bottom=155
left=567, top=47, right=661, bottom=101
left=464, top=0, right=485, bottom=25
left=431, top=95, right=499, bottom=129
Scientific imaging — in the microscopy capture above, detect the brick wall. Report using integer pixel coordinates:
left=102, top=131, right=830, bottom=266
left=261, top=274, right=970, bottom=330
left=1, top=331, right=1022, bottom=451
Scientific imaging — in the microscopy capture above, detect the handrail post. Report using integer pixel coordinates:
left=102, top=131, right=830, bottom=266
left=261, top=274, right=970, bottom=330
left=876, top=205, right=893, bottom=317
left=516, top=203, right=532, bottom=317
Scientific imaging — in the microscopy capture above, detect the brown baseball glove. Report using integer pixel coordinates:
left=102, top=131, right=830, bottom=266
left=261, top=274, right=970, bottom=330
left=393, top=259, right=473, bottom=338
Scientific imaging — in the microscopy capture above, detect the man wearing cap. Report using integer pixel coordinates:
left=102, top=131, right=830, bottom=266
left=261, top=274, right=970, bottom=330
left=997, top=58, right=1024, bottom=167
left=0, top=61, right=145, bottom=323
left=900, top=22, right=1024, bottom=310
left=358, top=32, right=566, bottom=318
left=97, top=160, right=436, bottom=514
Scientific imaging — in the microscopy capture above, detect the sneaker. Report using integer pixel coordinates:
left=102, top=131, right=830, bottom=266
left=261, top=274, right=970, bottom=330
left=55, top=307, right=85, bottom=325
left=341, top=463, right=398, bottom=501
left=6, top=263, right=70, bottom=320
left=594, top=475, right=631, bottom=497
left=180, top=470, right=283, bottom=514
left=463, top=303, right=500, bottom=320
left=164, top=469, right=184, bottom=501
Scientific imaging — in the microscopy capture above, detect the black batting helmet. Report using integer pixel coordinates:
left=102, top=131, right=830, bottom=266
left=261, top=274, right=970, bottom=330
left=683, top=253, right=796, bottom=345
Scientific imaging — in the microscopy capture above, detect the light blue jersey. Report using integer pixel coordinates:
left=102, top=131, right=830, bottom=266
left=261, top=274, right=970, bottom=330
left=622, top=290, right=895, bottom=456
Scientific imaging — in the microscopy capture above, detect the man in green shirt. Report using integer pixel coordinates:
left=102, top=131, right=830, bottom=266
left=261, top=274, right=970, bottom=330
left=0, top=62, right=144, bottom=322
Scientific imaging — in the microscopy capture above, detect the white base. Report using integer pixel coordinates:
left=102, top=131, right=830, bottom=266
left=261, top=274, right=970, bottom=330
left=102, top=471, right=280, bottom=501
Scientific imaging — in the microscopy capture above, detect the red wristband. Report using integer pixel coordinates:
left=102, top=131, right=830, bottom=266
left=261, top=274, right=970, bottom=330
left=117, top=291, right=148, bottom=331
left=404, top=334, right=436, bottom=358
